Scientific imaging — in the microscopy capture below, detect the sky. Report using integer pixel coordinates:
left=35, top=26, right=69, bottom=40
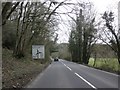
left=55, top=0, right=120, bottom=43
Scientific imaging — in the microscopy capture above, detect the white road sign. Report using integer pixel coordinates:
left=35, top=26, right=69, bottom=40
left=32, top=45, right=45, bottom=59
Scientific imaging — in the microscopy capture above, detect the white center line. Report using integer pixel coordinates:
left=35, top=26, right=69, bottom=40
left=66, top=66, right=72, bottom=71
left=61, top=61, right=97, bottom=89
left=61, top=61, right=72, bottom=71
left=74, top=72, right=97, bottom=89
left=64, top=64, right=67, bottom=67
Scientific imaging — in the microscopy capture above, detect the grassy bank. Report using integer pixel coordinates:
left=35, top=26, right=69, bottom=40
left=2, top=48, right=51, bottom=88
left=88, top=58, right=120, bottom=74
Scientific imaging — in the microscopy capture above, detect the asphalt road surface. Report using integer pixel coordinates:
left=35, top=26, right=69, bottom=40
left=26, top=59, right=119, bottom=89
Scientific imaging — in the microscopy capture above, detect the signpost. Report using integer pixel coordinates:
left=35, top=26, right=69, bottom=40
left=32, top=45, right=45, bottom=59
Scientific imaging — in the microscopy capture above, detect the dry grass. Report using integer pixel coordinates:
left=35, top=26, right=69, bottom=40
left=2, top=48, right=51, bottom=88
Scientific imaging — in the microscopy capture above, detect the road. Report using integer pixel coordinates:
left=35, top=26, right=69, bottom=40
left=26, top=59, right=119, bottom=89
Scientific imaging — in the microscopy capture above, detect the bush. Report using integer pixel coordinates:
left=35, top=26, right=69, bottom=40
left=2, top=21, right=17, bottom=50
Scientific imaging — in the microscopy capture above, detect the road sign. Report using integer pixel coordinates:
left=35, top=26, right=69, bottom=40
left=32, top=45, right=45, bottom=59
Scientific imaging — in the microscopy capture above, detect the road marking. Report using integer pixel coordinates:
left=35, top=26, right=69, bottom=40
left=66, top=66, right=72, bottom=71
left=61, top=61, right=97, bottom=89
left=63, top=64, right=67, bottom=67
left=61, top=61, right=72, bottom=71
left=60, top=61, right=64, bottom=65
left=74, top=72, right=97, bottom=89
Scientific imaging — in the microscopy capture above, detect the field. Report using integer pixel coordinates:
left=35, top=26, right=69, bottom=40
left=88, top=58, right=120, bottom=74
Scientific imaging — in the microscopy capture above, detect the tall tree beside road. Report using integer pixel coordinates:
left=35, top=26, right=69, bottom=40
left=101, top=11, right=120, bottom=64
left=2, top=2, right=20, bottom=25
left=68, top=3, right=97, bottom=64
left=69, top=30, right=78, bottom=62
left=2, top=1, right=65, bottom=59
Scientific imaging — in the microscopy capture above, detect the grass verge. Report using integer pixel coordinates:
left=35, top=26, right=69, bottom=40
left=88, top=58, right=120, bottom=74
left=2, top=48, right=51, bottom=88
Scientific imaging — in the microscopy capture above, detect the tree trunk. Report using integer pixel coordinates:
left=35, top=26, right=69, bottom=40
left=2, top=2, right=19, bottom=25
left=117, top=48, right=120, bottom=64
left=13, top=2, right=30, bottom=58
left=2, top=2, right=12, bottom=25
left=82, top=30, right=89, bottom=64
left=93, top=52, right=97, bottom=66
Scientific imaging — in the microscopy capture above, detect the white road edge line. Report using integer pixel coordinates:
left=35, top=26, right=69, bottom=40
left=74, top=72, right=97, bottom=89
left=79, top=64, right=119, bottom=76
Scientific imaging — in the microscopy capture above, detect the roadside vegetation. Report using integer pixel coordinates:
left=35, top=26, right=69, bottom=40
left=1, top=1, right=120, bottom=88
left=2, top=1, right=63, bottom=88
left=54, top=43, right=119, bottom=74
left=88, top=58, right=120, bottom=74
left=66, top=1, right=120, bottom=74
left=50, top=1, right=120, bottom=74
left=2, top=48, right=51, bottom=88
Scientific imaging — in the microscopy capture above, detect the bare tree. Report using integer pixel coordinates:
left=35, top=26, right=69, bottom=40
left=100, top=11, right=120, bottom=64
left=2, top=2, right=20, bottom=25
left=10, top=1, right=67, bottom=58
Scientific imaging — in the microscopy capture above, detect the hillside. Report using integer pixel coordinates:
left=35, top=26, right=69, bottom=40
left=2, top=48, right=51, bottom=88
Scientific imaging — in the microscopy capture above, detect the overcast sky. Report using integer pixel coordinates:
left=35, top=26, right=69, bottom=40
left=56, top=0, right=120, bottom=43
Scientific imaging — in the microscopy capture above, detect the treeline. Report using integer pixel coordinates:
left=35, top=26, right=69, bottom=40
left=68, top=3, right=96, bottom=64
left=2, top=1, right=64, bottom=60
left=68, top=2, right=120, bottom=64
left=2, top=1, right=120, bottom=64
